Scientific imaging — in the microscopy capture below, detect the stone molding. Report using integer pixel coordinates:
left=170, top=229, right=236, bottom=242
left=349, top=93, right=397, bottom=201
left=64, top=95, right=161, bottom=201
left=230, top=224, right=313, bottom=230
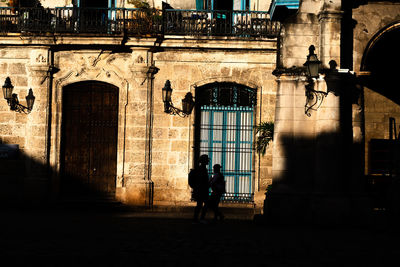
left=54, top=54, right=128, bottom=91
left=29, top=49, right=50, bottom=66
left=318, top=10, right=343, bottom=21
left=27, top=65, right=49, bottom=74
left=130, top=65, right=158, bottom=79
left=192, top=76, right=260, bottom=90
left=272, top=67, right=310, bottom=79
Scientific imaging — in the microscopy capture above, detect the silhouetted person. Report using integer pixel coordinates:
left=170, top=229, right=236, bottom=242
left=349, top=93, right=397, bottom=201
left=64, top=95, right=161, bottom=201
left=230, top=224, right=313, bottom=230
left=208, top=164, right=225, bottom=222
left=192, top=154, right=210, bottom=223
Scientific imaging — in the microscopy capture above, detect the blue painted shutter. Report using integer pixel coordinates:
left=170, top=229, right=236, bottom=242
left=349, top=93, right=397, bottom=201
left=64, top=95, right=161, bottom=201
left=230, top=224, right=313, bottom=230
left=242, top=0, right=247, bottom=10
left=196, top=0, right=204, bottom=10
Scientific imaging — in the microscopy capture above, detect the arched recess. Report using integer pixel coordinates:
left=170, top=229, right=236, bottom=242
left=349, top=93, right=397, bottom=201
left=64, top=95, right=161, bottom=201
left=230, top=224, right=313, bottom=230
left=194, top=82, right=257, bottom=202
left=360, top=22, right=400, bottom=178
left=61, top=81, right=119, bottom=197
left=361, top=21, right=400, bottom=104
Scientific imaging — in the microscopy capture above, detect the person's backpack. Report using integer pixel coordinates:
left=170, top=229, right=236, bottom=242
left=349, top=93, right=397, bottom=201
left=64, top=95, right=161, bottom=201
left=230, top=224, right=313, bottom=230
left=188, top=168, right=197, bottom=188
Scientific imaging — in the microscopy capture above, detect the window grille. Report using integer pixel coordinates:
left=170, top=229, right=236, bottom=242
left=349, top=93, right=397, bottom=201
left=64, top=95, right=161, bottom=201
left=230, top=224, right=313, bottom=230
left=196, top=83, right=256, bottom=202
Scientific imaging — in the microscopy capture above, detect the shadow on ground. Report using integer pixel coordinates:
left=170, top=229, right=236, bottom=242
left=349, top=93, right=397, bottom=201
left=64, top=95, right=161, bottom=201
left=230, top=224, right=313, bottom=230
left=1, top=207, right=399, bottom=267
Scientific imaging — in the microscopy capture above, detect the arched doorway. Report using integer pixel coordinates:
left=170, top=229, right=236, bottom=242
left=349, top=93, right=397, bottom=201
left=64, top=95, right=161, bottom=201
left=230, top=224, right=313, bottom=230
left=195, top=82, right=256, bottom=202
left=361, top=23, right=400, bottom=200
left=61, top=81, right=119, bottom=197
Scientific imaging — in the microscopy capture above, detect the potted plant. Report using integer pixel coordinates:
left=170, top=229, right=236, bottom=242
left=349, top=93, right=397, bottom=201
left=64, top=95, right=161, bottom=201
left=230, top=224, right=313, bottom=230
left=254, top=121, right=274, bottom=156
left=127, top=0, right=162, bottom=35
left=128, top=0, right=150, bottom=9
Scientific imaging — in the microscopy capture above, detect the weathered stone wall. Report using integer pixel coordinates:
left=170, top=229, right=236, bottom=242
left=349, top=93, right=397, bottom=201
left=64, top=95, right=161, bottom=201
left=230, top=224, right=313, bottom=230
left=273, top=0, right=343, bottom=188
left=0, top=47, right=50, bottom=205
left=0, top=35, right=277, bottom=209
left=0, top=47, right=30, bottom=205
left=279, top=1, right=321, bottom=68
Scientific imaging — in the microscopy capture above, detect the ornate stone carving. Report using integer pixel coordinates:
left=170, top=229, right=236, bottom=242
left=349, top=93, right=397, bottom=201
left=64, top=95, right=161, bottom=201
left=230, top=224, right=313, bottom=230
left=35, top=54, right=47, bottom=64
left=30, top=49, right=50, bottom=66
left=136, top=55, right=145, bottom=64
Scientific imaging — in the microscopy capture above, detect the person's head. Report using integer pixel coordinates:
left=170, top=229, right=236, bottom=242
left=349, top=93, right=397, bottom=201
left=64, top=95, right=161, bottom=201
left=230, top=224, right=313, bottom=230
left=199, top=154, right=209, bottom=166
left=213, top=164, right=221, bottom=173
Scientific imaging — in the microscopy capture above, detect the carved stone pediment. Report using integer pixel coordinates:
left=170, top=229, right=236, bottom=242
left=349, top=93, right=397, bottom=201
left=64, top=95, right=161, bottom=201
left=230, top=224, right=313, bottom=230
left=55, top=51, right=128, bottom=89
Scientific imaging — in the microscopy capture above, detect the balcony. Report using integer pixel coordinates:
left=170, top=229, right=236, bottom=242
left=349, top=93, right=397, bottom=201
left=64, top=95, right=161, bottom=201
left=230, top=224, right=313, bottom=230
left=164, top=9, right=279, bottom=38
left=0, top=7, right=280, bottom=38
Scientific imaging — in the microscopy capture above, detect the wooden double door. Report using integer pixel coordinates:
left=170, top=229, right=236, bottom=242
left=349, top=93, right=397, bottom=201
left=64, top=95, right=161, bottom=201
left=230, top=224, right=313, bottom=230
left=61, top=81, right=119, bottom=196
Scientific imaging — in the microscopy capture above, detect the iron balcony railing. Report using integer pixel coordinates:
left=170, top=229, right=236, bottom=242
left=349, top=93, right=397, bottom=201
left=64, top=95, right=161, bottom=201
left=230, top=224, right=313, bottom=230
left=0, top=7, right=279, bottom=38
left=165, top=9, right=279, bottom=37
left=0, top=7, right=162, bottom=35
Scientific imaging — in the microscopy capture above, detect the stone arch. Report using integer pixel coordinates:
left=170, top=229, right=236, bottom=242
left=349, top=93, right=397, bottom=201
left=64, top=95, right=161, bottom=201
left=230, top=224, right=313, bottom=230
left=359, top=21, right=400, bottom=104
left=361, top=21, right=400, bottom=72
left=192, top=76, right=260, bottom=91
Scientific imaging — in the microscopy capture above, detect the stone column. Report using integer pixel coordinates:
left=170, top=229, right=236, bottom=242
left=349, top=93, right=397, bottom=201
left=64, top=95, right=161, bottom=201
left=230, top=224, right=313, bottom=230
left=313, top=4, right=344, bottom=192
left=319, top=9, right=343, bottom=68
left=120, top=51, right=158, bottom=207
left=25, top=49, right=50, bottom=203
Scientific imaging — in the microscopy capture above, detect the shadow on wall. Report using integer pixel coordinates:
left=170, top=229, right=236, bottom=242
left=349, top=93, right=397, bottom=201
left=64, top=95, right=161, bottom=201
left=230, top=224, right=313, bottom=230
left=267, top=130, right=400, bottom=225
left=272, top=132, right=360, bottom=193
left=0, top=141, right=47, bottom=207
left=0, top=140, right=115, bottom=209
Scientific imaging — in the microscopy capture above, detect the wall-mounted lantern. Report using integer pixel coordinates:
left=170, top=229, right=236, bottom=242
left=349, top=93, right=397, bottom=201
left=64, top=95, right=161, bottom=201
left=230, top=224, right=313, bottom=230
left=162, top=80, right=195, bottom=117
left=303, top=45, right=328, bottom=117
left=2, top=77, right=35, bottom=114
left=304, top=45, right=321, bottom=78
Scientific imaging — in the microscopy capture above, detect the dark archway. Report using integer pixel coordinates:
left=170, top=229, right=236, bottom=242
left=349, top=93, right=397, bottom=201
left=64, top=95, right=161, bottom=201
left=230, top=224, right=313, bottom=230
left=361, top=22, right=400, bottom=104
left=61, top=81, right=119, bottom=198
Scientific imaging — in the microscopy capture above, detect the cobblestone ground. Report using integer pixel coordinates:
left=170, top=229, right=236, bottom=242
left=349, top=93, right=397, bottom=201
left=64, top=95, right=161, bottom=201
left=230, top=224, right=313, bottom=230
left=1, top=208, right=399, bottom=267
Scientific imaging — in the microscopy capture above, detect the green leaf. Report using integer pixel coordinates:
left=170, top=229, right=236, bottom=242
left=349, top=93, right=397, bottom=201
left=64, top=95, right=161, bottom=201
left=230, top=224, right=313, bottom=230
left=254, top=121, right=274, bottom=156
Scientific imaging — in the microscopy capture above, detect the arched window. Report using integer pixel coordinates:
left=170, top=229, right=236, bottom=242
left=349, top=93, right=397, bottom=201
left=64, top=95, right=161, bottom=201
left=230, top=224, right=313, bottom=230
left=195, top=82, right=256, bottom=202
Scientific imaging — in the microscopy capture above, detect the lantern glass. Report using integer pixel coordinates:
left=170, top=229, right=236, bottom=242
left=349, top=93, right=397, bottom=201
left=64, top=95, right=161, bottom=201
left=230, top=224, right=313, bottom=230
left=162, top=80, right=172, bottom=103
left=2, top=77, right=14, bottom=100
left=26, top=88, right=35, bottom=111
left=306, top=54, right=320, bottom=78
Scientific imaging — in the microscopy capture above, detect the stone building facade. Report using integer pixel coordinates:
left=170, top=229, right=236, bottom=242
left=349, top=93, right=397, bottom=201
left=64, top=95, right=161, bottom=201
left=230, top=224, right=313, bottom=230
left=0, top=0, right=277, bottom=210
left=268, top=0, right=400, bottom=224
left=1, top=0, right=399, bottom=222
